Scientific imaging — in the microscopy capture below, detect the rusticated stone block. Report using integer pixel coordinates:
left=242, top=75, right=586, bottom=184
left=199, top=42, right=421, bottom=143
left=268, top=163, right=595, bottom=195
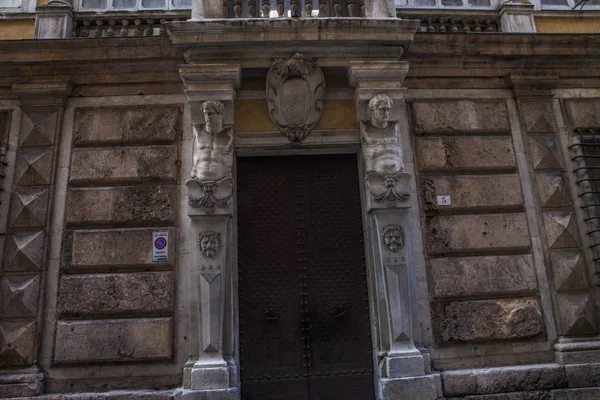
left=66, top=186, right=176, bottom=227
left=73, top=107, right=181, bottom=145
left=58, top=272, right=174, bottom=315
left=551, top=251, right=589, bottom=292
left=543, top=211, right=581, bottom=250
left=9, top=188, right=49, bottom=228
left=0, top=321, right=36, bottom=366
left=0, top=275, right=40, bottom=317
left=528, top=136, right=564, bottom=170
left=53, top=318, right=172, bottom=363
left=557, top=293, right=598, bottom=336
left=442, top=364, right=567, bottom=396
left=535, top=172, right=572, bottom=209
left=69, top=146, right=177, bottom=184
left=565, top=363, right=600, bottom=388
left=416, top=137, right=516, bottom=172
left=427, top=213, right=530, bottom=256
left=411, top=100, right=510, bottom=134
left=565, top=99, right=600, bottom=128
left=14, top=148, right=53, bottom=186
left=20, top=110, right=57, bottom=147
left=3, top=230, right=44, bottom=271
left=63, top=228, right=175, bottom=270
left=424, top=175, right=523, bottom=212
left=521, top=101, right=557, bottom=134
left=437, top=298, right=543, bottom=342
left=430, top=255, right=537, bottom=298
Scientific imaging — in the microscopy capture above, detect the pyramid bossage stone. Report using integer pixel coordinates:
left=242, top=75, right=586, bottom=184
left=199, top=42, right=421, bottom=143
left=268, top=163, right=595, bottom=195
left=410, top=100, right=509, bottom=134
left=430, top=254, right=537, bottom=299
left=416, top=137, right=516, bottom=172
left=54, top=318, right=172, bottom=364
left=73, top=107, right=181, bottom=145
left=427, top=213, right=530, bottom=256
left=70, top=146, right=177, bottom=184
left=58, top=272, right=174, bottom=316
left=62, top=228, right=175, bottom=270
left=66, top=186, right=176, bottom=227
left=426, top=175, right=523, bottom=212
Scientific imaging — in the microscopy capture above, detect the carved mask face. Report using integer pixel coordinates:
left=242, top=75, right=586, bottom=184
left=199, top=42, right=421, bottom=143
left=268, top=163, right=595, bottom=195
left=372, top=101, right=391, bottom=129
left=199, top=232, right=221, bottom=258
left=203, top=106, right=222, bottom=134
left=383, top=227, right=403, bottom=253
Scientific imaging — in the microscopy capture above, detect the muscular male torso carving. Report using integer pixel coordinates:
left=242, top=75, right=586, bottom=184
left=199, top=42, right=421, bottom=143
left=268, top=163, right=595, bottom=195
left=192, top=126, right=233, bottom=181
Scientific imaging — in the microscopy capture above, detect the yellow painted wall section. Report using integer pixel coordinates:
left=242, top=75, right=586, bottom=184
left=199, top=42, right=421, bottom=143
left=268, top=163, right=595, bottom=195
left=37, top=0, right=50, bottom=4
left=235, top=99, right=356, bottom=133
left=535, top=17, right=600, bottom=33
left=0, top=20, right=35, bottom=39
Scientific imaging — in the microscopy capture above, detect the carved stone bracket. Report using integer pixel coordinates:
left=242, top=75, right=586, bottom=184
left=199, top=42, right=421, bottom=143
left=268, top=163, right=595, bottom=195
left=186, top=177, right=235, bottom=212
left=365, top=172, right=411, bottom=203
left=266, top=54, right=325, bottom=143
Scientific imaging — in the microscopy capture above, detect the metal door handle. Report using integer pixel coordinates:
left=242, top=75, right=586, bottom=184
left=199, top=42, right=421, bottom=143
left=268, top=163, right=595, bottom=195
left=331, top=306, right=347, bottom=318
left=263, top=310, right=280, bottom=321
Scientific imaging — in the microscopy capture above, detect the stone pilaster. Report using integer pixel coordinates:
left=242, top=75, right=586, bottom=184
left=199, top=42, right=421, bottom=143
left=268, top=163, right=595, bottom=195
left=177, top=64, right=241, bottom=400
left=34, top=1, right=73, bottom=39
left=509, top=74, right=600, bottom=366
left=0, top=81, right=71, bottom=398
left=348, top=61, right=441, bottom=400
left=498, top=0, right=536, bottom=33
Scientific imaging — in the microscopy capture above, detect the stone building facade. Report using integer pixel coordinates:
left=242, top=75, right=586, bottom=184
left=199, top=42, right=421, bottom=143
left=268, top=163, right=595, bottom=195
left=1, top=1, right=600, bottom=399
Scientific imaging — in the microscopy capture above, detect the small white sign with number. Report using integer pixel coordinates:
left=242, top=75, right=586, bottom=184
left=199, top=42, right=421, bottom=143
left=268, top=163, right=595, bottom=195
left=152, top=232, right=169, bottom=262
left=436, top=195, right=451, bottom=206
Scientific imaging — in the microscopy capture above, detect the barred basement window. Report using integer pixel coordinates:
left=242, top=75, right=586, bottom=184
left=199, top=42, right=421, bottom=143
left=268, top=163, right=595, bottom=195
left=569, top=129, right=600, bottom=277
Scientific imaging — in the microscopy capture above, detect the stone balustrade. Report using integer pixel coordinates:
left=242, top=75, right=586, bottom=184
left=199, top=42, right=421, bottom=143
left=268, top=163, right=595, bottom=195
left=72, top=12, right=189, bottom=37
left=398, top=11, right=499, bottom=32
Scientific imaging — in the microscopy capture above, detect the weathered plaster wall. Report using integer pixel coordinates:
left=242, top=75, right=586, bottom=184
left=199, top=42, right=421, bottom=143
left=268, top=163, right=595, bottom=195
left=0, top=20, right=35, bottom=40
left=536, top=17, right=600, bottom=33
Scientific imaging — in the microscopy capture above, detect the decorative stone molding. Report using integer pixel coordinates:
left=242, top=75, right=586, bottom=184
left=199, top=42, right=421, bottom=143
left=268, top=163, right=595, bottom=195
left=266, top=54, right=325, bottom=143
left=421, top=179, right=437, bottom=214
left=365, top=172, right=411, bottom=203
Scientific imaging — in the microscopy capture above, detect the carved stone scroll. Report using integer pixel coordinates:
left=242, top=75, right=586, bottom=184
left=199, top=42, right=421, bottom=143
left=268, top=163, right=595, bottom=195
left=266, top=54, right=325, bottom=143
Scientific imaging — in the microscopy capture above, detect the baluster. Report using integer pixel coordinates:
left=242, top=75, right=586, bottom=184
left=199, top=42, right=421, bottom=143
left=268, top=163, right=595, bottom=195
left=159, top=19, right=167, bottom=35
left=474, top=17, right=481, bottom=32
left=426, top=17, right=435, bottom=32
left=485, top=17, right=494, bottom=32
left=145, top=19, right=155, bottom=35
left=438, top=17, right=446, bottom=32
left=234, top=0, right=242, bottom=17
left=347, top=0, right=355, bottom=16
left=318, top=0, right=327, bottom=16
left=94, top=19, right=103, bottom=37
left=133, top=19, right=142, bottom=35
left=81, top=20, right=91, bottom=37
left=248, top=0, right=257, bottom=17
left=360, top=0, right=364, bottom=16
left=462, top=18, right=470, bottom=32
left=305, top=0, right=312, bottom=16
left=277, top=0, right=284, bottom=16
left=119, top=19, right=129, bottom=36
left=449, top=18, right=458, bottom=32
left=107, top=19, right=116, bottom=36
left=290, top=0, right=299, bottom=16
left=262, top=0, right=270, bottom=17
left=332, top=0, right=341, bottom=16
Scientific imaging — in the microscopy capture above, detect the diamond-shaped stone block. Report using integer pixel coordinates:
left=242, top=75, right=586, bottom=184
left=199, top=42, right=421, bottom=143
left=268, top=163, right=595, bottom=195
left=3, top=231, right=44, bottom=272
left=20, top=111, right=56, bottom=147
left=536, top=172, right=572, bottom=209
left=14, top=149, right=53, bottom=186
left=551, top=251, right=589, bottom=292
left=0, top=321, right=36, bottom=366
left=557, top=293, right=598, bottom=336
left=528, top=136, right=564, bottom=170
left=544, top=211, right=581, bottom=250
left=9, top=189, right=49, bottom=228
left=0, top=275, right=40, bottom=317
left=522, top=101, right=557, bottom=134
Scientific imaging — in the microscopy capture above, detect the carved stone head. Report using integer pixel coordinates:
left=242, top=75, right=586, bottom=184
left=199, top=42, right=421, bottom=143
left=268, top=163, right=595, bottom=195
left=198, top=231, right=222, bottom=258
left=368, top=94, right=393, bottom=130
left=202, top=100, right=225, bottom=135
left=381, top=224, right=404, bottom=253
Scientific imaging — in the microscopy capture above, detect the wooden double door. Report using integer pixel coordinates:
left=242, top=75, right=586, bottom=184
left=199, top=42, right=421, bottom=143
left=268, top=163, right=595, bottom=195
left=237, top=154, right=375, bottom=400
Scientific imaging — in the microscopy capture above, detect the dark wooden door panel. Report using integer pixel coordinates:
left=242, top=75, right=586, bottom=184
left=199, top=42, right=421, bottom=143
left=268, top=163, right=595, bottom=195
left=237, top=155, right=375, bottom=400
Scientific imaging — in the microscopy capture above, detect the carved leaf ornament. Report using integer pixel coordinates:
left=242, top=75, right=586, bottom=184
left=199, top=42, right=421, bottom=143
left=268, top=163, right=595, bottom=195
left=266, top=54, right=325, bottom=143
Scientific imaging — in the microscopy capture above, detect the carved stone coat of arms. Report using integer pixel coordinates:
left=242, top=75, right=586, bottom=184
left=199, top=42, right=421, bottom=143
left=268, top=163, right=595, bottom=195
left=266, top=54, right=325, bottom=143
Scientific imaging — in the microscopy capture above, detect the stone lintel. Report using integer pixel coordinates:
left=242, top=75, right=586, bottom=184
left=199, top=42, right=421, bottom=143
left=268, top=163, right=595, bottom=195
left=34, top=3, right=74, bottom=39
left=508, top=73, right=560, bottom=98
left=12, top=81, right=72, bottom=108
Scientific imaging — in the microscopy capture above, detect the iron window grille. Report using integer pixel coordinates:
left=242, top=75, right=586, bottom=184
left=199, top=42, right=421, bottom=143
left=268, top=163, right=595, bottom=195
left=569, top=128, right=600, bottom=278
